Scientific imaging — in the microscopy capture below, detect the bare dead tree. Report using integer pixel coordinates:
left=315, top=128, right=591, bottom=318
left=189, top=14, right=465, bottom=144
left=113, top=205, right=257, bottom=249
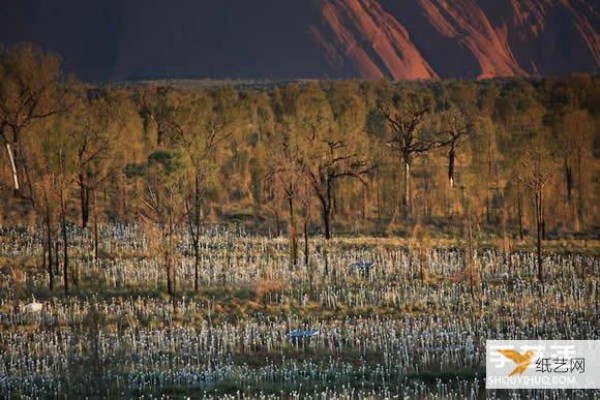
left=304, top=139, right=375, bottom=241
left=380, top=101, right=440, bottom=219
left=437, top=108, right=476, bottom=188
left=522, top=145, right=553, bottom=286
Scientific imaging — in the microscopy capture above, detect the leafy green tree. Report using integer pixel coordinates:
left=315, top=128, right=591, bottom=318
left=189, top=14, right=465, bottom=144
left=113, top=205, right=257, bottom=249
left=71, top=87, right=127, bottom=231
left=554, top=110, right=594, bottom=230
left=140, top=149, right=191, bottom=296
left=136, top=86, right=245, bottom=291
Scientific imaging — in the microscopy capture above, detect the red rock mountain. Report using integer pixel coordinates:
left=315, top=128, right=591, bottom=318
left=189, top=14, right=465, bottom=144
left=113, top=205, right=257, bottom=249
left=310, top=0, right=600, bottom=79
left=1, top=0, right=598, bottom=81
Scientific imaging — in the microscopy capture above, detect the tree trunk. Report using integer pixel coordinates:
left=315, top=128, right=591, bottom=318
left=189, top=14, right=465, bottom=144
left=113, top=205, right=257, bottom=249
left=93, top=189, right=99, bottom=261
left=165, top=224, right=174, bottom=296
left=4, top=142, right=20, bottom=193
left=324, top=177, right=335, bottom=240
left=537, top=219, right=543, bottom=285
left=501, top=205, right=511, bottom=270
left=46, top=209, right=54, bottom=291
left=166, top=194, right=175, bottom=296
left=288, top=195, right=297, bottom=268
left=193, top=243, right=200, bottom=292
left=54, top=239, right=60, bottom=276
left=304, top=215, right=309, bottom=268
left=22, top=154, right=36, bottom=206
left=540, top=190, right=546, bottom=241
left=564, top=157, right=578, bottom=231
left=274, top=210, right=281, bottom=237
left=535, top=191, right=543, bottom=285
left=361, top=184, right=367, bottom=223
left=4, top=127, right=31, bottom=200
left=331, top=180, right=338, bottom=215
left=79, top=174, right=90, bottom=228
left=403, top=161, right=411, bottom=219
left=419, top=248, right=426, bottom=283
left=466, top=208, right=476, bottom=300
left=41, top=230, right=47, bottom=287
left=322, top=205, right=332, bottom=277
left=487, top=134, right=493, bottom=224
left=564, top=159, right=573, bottom=203
left=322, top=205, right=332, bottom=240
left=448, top=146, right=456, bottom=188
left=192, top=174, right=202, bottom=292
left=576, top=147, right=584, bottom=228
left=191, top=192, right=201, bottom=293
left=376, top=176, right=382, bottom=222
left=120, top=175, right=127, bottom=220
left=60, top=189, right=69, bottom=295
left=517, top=186, right=524, bottom=240
left=166, top=243, right=173, bottom=296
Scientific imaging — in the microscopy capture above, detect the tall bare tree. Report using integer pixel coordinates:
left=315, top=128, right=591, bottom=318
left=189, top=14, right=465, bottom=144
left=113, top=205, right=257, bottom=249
left=437, top=108, right=476, bottom=188
left=522, top=142, right=553, bottom=285
left=304, top=134, right=375, bottom=241
left=380, top=96, right=440, bottom=218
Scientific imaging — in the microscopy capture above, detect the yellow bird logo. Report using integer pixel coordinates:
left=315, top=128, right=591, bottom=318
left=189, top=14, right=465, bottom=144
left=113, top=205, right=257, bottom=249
left=498, top=349, right=535, bottom=376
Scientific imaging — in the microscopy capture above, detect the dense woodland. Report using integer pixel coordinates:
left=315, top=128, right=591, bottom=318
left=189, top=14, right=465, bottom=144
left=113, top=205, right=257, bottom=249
left=4, top=44, right=600, bottom=399
left=1, top=44, right=600, bottom=248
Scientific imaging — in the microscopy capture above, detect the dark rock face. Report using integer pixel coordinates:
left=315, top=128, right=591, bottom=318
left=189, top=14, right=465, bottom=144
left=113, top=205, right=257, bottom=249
left=1, top=0, right=598, bottom=81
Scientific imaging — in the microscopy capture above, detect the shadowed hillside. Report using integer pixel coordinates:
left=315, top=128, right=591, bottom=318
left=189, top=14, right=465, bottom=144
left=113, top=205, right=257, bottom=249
left=1, top=0, right=599, bottom=81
